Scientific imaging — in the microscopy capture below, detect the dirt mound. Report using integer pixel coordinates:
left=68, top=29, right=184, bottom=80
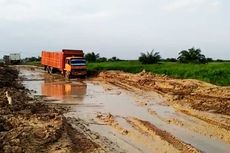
left=0, top=66, right=23, bottom=89
left=97, top=71, right=230, bottom=115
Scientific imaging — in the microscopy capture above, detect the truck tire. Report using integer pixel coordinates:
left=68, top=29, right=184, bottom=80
left=50, top=67, right=53, bottom=74
left=44, top=66, right=47, bottom=71
left=47, top=66, right=51, bottom=73
left=47, top=66, right=53, bottom=74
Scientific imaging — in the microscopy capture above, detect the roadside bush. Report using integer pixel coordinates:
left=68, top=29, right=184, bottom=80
left=165, top=58, right=177, bottom=62
left=216, top=59, right=224, bottom=62
left=97, top=57, right=107, bottom=63
left=206, top=58, right=213, bottom=63
left=24, top=56, right=41, bottom=62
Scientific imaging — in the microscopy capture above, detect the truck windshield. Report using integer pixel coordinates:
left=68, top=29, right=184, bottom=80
left=70, top=59, right=86, bottom=66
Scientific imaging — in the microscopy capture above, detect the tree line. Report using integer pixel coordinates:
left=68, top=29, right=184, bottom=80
left=22, top=47, right=224, bottom=64
left=85, top=52, right=121, bottom=63
left=139, top=47, right=210, bottom=64
left=85, top=47, right=217, bottom=64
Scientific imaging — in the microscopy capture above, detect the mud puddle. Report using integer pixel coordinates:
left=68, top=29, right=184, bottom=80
left=19, top=67, right=230, bottom=153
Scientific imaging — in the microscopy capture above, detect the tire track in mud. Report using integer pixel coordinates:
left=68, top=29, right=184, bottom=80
left=96, top=113, right=177, bottom=153
left=96, top=113, right=200, bottom=153
left=178, top=108, right=230, bottom=131
left=147, top=106, right=230, bottom=143
left=127, top=118, right=201, bottom=153
left=67, top=117, right=125, bottom=153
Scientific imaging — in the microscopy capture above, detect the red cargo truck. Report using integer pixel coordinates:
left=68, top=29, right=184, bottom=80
left=41, top=49, right=87, bottom=78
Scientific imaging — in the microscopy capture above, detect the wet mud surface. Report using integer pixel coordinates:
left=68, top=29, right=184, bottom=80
left=1, top=66, right=230, bottom=153
left=0, top=66, right=108, bottom=153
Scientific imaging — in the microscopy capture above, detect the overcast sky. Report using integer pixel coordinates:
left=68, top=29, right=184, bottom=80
left=0, top=0, right=229, bottom=59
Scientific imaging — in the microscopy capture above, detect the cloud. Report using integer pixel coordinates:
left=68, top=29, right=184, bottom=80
left=0, top=0, right=106, bottom=21
left=161, top=0, right=222, bottom=12
left=0, top=0, right=229, bottom=59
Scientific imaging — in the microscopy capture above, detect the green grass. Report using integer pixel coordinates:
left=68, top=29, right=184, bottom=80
left=88, top=61, right=230, bottom=86
left=23, top=61, right=41, bottom=66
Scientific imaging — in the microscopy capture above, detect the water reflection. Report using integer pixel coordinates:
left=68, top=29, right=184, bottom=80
left=41, top=82, right=87, bottom=102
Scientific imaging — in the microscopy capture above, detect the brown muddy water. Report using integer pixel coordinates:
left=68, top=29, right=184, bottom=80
left=19, top=67, right=230, bottom=153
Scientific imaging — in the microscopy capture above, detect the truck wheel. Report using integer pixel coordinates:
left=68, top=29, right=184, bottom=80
left=50, top=67, right=53, bottom=74
left=47, top=67, right=51, bottom=73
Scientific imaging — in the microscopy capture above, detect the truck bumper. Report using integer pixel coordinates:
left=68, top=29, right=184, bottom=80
left=71, top=70, right=87, bottom=76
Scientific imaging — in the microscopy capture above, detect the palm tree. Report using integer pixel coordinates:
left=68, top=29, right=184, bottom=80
left=178, top=50, right=190, bottom=63
left=139, top=50, right=161, bottom=64
left=178, top=47, right=207, bottom=63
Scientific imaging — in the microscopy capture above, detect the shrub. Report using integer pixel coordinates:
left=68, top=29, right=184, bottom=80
left=97, top=57, right=107, bottom=63
left=165, top=58, right=177, bottom=62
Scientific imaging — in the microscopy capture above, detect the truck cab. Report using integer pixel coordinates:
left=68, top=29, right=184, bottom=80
left=64, top=57, right=87, bottom=78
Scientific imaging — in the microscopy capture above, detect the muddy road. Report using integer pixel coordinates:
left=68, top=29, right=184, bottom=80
left=18, top=66, right=230, bottom=153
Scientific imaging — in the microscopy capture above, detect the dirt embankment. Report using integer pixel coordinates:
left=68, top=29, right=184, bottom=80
left=96, top=71, right=230, bottom=116
left=0, top=66, right=103, bottom=153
